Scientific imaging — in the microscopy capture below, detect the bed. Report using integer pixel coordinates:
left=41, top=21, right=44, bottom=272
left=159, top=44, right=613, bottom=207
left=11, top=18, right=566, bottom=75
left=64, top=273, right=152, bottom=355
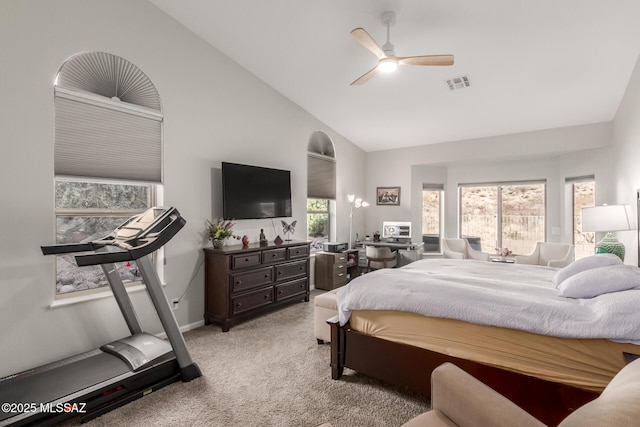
left=329, top=257, right=640, bottom=425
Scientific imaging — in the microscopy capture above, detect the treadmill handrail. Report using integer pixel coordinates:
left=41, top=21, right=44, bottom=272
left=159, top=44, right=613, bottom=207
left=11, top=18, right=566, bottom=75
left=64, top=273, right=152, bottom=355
left=75, top=207, right=185, bottom=267
left=41, top=242, right=95, bottom=255
left=40, top=207, right=186, bottom=267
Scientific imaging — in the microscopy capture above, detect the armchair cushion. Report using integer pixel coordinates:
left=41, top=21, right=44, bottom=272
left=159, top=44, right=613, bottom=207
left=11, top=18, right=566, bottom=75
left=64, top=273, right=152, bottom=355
left=400, top=363, right=544, bottom=427
left=442, top=239, right=489, bottom=261
left=400, top=359, right=640, bottom=427
left=515, top=242, right=574, bottom=268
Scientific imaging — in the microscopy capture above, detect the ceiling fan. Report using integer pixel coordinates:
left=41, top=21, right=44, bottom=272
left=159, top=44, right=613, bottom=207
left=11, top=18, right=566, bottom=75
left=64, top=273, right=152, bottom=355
left=350, top=11, right=454, bottom=86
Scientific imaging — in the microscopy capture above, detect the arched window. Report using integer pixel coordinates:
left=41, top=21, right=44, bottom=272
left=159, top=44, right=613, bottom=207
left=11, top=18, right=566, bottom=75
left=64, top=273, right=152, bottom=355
left=307, top=131, right=336, bottom=251
left=53, top=52, right=162, bottom=297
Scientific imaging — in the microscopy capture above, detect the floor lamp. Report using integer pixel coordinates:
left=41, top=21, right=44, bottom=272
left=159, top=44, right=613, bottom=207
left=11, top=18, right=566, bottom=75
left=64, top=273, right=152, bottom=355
left=348, top=194, right=369, bottom=250
left=581, top=204, right=635, bottom=261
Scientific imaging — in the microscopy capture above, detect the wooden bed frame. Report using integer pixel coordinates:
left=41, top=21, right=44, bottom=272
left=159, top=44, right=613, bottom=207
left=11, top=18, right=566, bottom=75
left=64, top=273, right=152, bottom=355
left=329, top=319, right=599, bottom=426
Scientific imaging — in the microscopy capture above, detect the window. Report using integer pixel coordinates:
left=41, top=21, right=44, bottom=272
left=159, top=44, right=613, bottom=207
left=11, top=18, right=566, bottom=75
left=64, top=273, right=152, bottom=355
left=460, top=182, right=546, bottom=254
left=53, top=52, right=163, bottom=297
left=569, top=178, right=595, bottom=259
left=422, top=185, right=444, bottom=253
left=307, top=198, right=330, bottom=251
left=307, top=131, right=336, bottom=252
left=54, top=179, right=153, bottom=295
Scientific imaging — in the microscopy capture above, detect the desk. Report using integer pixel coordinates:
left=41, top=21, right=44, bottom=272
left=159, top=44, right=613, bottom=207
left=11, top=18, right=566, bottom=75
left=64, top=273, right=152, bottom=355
left=355, top=241, right=424, bottom=267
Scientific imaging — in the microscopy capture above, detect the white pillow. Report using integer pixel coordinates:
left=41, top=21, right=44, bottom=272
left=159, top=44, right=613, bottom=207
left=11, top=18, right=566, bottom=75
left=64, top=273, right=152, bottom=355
left=553, top=254, right=622, bottom=287
left=557, top=265, right=640, bottom=298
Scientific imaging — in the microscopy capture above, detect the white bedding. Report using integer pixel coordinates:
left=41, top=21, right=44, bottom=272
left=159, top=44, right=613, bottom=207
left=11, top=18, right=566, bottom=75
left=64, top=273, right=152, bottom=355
left=336, top=259, right=640, bottom=342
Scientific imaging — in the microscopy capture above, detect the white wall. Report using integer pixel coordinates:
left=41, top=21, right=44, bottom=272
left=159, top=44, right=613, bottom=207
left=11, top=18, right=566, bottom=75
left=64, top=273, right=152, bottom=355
left=612, top=53, right=640, bottom=265
left=0, top=0, right=365, bottom=376
left=365, top=122, right=613, bottom=242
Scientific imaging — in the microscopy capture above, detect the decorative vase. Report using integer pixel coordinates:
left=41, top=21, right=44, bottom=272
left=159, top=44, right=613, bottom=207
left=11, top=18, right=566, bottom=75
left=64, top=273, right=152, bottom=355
left=212, top=239, right=224, bottom=250
left=596, top=232, right=626, bottom=261
left=242, top=235, right=249, bottom=246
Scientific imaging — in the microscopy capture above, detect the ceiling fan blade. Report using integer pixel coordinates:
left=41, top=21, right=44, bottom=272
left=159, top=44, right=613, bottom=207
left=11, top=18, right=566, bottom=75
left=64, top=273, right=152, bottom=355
left=350, top=66, right=378, bottom=86
left=398, top=55, right=454, bottom=66
left=351, top=27, right=385, bottom=59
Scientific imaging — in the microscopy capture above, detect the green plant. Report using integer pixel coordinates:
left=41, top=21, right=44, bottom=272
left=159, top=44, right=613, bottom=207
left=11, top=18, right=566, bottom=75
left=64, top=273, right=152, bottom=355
left=206, top=218, right=240, bottom=242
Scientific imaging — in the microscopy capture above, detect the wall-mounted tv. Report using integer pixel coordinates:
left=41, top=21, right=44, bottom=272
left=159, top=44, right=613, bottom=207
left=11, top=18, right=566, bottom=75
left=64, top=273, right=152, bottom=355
left=221, top=162, right=292, bottom=220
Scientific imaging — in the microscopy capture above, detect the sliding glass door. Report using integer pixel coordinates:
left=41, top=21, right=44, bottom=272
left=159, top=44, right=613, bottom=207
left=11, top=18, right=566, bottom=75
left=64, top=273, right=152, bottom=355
left=460, top=182, right=545, bottom=255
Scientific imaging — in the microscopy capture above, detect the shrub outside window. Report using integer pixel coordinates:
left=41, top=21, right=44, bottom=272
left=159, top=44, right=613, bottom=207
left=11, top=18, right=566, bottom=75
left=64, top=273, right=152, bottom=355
left=54, top=179, right=152, bottom=296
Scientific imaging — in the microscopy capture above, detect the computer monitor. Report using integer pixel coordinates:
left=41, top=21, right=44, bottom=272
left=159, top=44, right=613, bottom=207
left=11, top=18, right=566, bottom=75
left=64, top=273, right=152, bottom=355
left=382, top=221, right=412, bottom=242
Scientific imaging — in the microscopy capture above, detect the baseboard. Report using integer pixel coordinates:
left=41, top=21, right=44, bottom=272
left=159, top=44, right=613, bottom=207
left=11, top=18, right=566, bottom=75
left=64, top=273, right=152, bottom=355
left=156, top=319, right=205, bottom=339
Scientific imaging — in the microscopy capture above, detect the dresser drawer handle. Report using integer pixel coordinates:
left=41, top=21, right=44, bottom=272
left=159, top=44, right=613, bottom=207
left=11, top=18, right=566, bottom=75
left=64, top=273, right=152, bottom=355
left=236, top=302, right=242, bottom=308
left=265, top=274, right=270, bottom=278
left=337, top=265, right=344, bottom=269
left=272, top=253, right=278, bottom=258
left=264, top=294, right=270, bottom=299
left=244, top=258, right=250, bottom=262
left=278, top=290, right=283, bottom=295
left=236, top=280, right=242, bottom=286
left=338, top=273, right=344, bottom=277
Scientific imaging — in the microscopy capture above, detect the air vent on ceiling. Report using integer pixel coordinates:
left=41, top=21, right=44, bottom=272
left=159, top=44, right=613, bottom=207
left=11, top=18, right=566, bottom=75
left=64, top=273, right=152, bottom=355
left=446, top=75, right=471, bottom=91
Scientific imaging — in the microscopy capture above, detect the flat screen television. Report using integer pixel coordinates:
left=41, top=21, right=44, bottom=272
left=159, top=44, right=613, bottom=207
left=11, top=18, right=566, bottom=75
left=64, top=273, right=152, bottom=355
left=221, top=162, right=292, bottom=220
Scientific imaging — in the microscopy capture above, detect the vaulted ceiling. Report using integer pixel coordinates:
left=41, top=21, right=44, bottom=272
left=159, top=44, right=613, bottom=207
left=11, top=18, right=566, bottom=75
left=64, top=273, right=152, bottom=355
left=150, top=0, right=640, bottom=152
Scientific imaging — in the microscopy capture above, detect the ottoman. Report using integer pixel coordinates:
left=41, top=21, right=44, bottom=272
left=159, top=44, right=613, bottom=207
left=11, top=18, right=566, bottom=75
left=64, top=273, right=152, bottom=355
left=314, top=288, right=339, bottom=344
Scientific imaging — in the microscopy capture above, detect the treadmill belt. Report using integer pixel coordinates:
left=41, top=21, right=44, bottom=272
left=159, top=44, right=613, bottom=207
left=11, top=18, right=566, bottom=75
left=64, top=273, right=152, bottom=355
left=0, top=351, right=129, bottom=421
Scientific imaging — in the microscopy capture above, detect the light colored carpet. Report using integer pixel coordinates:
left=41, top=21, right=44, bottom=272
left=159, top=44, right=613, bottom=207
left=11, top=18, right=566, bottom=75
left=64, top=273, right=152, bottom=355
left=65, top=290, right=430, bottom=427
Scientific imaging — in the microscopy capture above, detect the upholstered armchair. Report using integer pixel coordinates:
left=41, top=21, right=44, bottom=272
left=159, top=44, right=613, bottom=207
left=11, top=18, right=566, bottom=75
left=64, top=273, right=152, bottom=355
left=442, top=238, right=489, bottom=261
left=365, top=246, right=397, bottom=271
left=400, top=359, right=640, bottom=427
left=514, top=242, right=574, bottom=268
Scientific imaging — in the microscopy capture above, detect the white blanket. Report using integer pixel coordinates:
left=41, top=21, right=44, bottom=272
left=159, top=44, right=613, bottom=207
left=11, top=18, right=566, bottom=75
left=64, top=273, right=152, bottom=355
left=336, top=259, right=640, bottom=342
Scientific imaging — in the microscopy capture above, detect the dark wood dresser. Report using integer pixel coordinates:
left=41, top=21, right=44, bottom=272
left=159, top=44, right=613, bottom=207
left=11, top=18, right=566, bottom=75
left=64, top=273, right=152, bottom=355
left=203, top=240, right=310, bottom=331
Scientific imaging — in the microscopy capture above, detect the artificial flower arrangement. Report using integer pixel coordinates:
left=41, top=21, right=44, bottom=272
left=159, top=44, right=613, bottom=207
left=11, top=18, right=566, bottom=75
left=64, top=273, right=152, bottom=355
left=206, top=218, right=240, bottom=248
left=495, top=247, right=513, bottom=257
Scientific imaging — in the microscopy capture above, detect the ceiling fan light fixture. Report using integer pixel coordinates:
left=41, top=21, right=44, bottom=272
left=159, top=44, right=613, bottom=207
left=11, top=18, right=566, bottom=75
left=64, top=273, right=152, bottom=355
left=378, top=57, right=398, bottom=73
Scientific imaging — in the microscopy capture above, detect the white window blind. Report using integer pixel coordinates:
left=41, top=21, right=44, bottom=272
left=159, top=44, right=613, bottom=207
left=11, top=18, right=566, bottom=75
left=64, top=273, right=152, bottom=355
left=307, top=153, right=336, bottom=200
left=54, top=52, right=163, bottom=183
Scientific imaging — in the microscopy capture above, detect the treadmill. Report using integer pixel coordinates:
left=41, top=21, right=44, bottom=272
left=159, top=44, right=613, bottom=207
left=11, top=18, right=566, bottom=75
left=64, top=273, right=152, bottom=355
left=0, top=207, right=201, bottom=426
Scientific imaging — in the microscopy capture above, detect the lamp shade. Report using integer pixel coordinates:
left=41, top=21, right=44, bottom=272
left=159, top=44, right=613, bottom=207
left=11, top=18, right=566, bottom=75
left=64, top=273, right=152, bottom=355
left=581, top=204, right=635, bottom=232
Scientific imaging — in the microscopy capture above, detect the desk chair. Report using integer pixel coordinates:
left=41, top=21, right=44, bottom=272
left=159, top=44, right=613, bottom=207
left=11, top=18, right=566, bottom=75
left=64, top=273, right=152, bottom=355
left=365, top=246, right=397, bottom=272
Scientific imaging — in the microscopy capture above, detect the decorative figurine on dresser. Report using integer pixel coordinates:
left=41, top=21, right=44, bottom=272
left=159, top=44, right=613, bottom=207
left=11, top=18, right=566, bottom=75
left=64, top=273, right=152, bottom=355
left=203, top=240, right=311, bottom=331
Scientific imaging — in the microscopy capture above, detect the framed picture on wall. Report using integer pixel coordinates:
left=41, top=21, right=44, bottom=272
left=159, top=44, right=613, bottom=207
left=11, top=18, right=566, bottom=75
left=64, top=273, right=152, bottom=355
left=376, top=186, right=401, bottom=205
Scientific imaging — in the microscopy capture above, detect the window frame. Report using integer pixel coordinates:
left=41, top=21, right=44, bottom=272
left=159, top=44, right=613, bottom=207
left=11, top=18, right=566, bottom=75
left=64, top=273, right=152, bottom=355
left=53, top=177, right=157, bottom=301
left=458, top=180, right=547, bottom=254
left=422, top=185, right=444, bottom=254
left=567, top=176, right=595, bottom=260
left=307, top=197, right=331, bottom=253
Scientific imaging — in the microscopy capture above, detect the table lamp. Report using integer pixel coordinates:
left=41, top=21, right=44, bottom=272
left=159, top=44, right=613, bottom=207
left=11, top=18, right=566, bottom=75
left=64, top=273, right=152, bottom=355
left=581, top=204, right=635, bottom=261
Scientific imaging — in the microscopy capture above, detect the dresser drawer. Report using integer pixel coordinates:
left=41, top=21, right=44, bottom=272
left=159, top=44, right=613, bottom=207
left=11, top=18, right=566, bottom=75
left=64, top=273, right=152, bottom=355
left=275, top=260, right=308, bottom=282
left=287, top=245, right=309, bottom=260
left=231, top=267, right=273, bottom=292
left=232, top=287, right=273, bottom=314
left=333, top=264, right=348, bottom=286
left=262, top=248, right=286, bottom=263
left=275, top=278, right=307, bottom=302
left=231, top=252, right=262, bottom=270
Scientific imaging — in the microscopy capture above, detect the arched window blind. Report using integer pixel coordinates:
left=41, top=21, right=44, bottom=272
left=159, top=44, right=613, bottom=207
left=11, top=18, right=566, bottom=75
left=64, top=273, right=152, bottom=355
left=307, top=131, right=336, bottom=200
left=54, top=52, right=163, bottom=183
